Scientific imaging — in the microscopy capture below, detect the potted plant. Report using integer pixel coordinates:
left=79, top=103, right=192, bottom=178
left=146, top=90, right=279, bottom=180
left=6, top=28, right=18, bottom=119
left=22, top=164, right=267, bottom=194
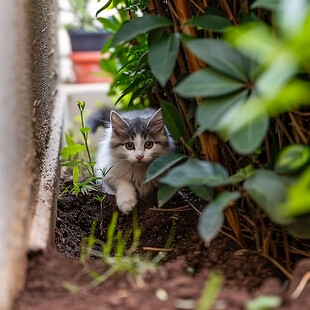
left=64, top=0, right=111, bottom=83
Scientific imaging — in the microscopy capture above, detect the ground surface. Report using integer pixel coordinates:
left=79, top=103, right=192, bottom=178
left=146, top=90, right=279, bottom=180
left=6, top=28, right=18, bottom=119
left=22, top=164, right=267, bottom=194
left=14, top=189, right=310, bottom=310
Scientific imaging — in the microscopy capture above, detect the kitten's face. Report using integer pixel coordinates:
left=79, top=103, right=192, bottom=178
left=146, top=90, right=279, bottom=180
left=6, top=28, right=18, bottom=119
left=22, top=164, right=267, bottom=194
left=110, top=109, right=171, bottom=165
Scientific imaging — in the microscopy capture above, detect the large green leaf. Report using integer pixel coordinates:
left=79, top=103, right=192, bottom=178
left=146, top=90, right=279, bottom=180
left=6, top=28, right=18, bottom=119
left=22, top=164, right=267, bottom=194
left=229, top=114, right=269, bottom=155
left=255, top=52, right=297, bottom=98
left=186, top=39, right=255, bottom=81
left=225, top=23, right=279, bottom=65
left=244, top=170, right=293, bottom=225
left=197, top=90, right=248, bottom=132
left=251, top=0, right=281, bottom=11
left=275, top=144, right=310, bottom=174
left=160, top=158, right=229, bottom=188
left=277, top=0, right=310, bottom=38
left=282, top=166, right=310, bottom=218
left=175, top=68, right=244, bottom=98
left=113, top=15, right=172, bottom=46
left=161, top=100, right=186, bottom=140
left=285, top=215, right=310, bottom=239
left=217, top=82, right=310, bottom=137
left=61, top=136, right=86, bottom=160
left=198, top=191, right=240, bottom=244
left=189, top=15, right=231, bottom=32
left=158, top=184, right=179, bottom=207
left=148, top=33, right=180, bottom=86
left=190, top=185, right=213, bottom=201
left=145, top=153, right=187, bottom=183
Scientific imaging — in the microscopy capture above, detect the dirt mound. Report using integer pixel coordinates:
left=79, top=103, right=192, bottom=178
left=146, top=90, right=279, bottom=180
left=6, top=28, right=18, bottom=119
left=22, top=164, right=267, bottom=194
left=14, top=191, right=310, bottom=310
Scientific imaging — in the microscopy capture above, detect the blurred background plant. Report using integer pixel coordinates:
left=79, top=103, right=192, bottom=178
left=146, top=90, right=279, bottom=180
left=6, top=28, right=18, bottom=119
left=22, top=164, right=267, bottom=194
left=78, top=0, right=310, bottom=273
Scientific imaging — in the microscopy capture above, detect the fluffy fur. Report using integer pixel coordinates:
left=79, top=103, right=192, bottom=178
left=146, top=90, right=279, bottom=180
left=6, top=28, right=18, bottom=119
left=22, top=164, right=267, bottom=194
left=94, top=108, right=175, bottom=214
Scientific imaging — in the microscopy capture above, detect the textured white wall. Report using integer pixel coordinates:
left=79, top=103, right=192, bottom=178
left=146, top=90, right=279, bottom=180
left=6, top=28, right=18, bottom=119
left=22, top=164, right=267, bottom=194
left=0, top=1, right=34, bottom=309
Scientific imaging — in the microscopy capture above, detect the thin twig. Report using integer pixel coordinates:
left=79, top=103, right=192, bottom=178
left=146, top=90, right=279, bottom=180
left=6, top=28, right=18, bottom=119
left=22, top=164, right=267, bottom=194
left=190, top=0, right=205, bottom=13
left=149, top=206, right=192, bottom=212
left=289, top=112, right=308, bottom=144
left=219, top=229, right=244, bottom=248
left=291, top=271, right=310, bottom=299
left=142, top=247, right=173, bottom=252
left=178, top=191, right=202, bottom=215
left=276, top=117, right=294, bottom=144
left=260, top=253, right=292, bottom=279
left=291, top=110, right=310, bottom=116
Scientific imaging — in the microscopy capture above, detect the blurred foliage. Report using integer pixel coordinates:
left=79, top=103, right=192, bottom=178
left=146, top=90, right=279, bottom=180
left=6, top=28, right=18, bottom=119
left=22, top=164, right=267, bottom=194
left=97, top=0, right=153, bottom=109
left=97, top=0, right=310, bottom=246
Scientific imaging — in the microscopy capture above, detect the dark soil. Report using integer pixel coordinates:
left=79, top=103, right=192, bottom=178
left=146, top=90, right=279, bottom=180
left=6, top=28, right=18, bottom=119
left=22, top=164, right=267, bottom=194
left=14, top=188, right=310, bottom=310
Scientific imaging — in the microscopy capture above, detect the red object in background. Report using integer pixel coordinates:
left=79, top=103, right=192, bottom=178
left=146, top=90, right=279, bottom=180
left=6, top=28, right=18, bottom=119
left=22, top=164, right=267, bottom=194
left=70, top=51, right=112, bottom=83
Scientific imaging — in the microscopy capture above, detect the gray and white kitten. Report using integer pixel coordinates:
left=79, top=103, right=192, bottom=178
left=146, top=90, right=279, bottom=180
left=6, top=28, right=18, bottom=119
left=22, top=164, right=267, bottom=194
left=92, top=108, right=175, bottom=214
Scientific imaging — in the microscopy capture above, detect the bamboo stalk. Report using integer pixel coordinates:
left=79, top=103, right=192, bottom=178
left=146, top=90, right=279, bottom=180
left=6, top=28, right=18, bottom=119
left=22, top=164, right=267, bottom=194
left=172, top=0, right=221, bottom=162
left=220, top=0, right=238, bottom=25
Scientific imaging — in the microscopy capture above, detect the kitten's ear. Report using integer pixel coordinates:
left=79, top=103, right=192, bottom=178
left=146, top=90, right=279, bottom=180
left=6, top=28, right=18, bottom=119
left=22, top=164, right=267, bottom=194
left=147, top=109, right=164, bottom=133
left=110, top=111, right=129, bottom=136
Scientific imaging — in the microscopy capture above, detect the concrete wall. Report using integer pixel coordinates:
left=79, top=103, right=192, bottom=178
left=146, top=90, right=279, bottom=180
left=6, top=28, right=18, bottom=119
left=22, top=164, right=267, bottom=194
left=0, top=0, right=57, bottom=309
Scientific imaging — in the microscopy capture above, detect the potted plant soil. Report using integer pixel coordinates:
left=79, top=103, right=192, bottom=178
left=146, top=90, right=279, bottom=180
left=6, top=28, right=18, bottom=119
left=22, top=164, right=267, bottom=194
left=64, top=0, right=111, bottom=83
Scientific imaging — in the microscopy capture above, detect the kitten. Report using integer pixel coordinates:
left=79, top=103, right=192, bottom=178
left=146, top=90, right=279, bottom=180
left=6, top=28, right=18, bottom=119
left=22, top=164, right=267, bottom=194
left=90, top=108, right=175, bottom=214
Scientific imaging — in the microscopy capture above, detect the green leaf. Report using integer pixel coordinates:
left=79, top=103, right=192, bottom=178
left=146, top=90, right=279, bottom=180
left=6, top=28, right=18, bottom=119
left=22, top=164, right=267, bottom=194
left=186, top=39, right=255, bottom=81
left=80, top=127, right=91, bottom=134
left=245, top=295, right=282, bottom=310
left=189, top=15, right=231, bottom=32
left=198, top=191, right=240, bottom=244
left=77, top=100, right=86, bottom=112
left=229, top=114, right=269, bottom=155
left=285, top=215, right=310, bottom=239
left=190, top=185, right=213, bottom=201
left=97, top=17, right=121, bottom=33
left=145, top=153, right=187, bottom=183
left=65, top=133, right=76, bottom=146
left=161, top=100, right=186, bottom=140
left=196, top=271, right=223, bottom=310
left=225, top=23, right=279, bottom=65
left=228, top=165, right=255, bottom=184
left=197, top=90, right=248, bottom=132
left=217, top=81, right=310, bottom=137
left=175, top=68, right=244, bottom=98
left=160, top=158, right=229, bottom=188
left=158, top=184, right=179, bottom=207
left=73, top=165, right=80, bottom=196
left=244, top=170, right=293, bottom=225
left=96, top=0, right=113, bottom=17
left=282, top=166, right=310, bottom=218
left=255, top=52, right=297, bottom=97
left=277, top=0, right=310, bottom=38
left=275, top=144, right=310, bottom=174
left=251, top=0, right=281, bottom=11
left=112, top=15, right=173, bottom=46
left=61, top=144, right=86, bottom=160
left=148, top=33, right=180, bottom=86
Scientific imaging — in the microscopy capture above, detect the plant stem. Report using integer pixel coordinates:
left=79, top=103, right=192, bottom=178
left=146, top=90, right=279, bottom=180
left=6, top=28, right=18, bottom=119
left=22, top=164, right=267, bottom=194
left=78, top=101, right=95, bottom=177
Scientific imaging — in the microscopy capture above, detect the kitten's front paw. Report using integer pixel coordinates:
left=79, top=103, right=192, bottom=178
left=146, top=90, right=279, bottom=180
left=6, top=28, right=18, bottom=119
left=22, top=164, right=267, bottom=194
left=117, top=196, right=137, bottom=214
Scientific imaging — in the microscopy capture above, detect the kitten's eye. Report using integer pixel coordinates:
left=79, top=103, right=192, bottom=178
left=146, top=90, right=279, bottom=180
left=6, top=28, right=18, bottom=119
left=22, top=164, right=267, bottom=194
left=125, top=142, right=135, bottom=150
left=144, top=141, right=154, bottom=149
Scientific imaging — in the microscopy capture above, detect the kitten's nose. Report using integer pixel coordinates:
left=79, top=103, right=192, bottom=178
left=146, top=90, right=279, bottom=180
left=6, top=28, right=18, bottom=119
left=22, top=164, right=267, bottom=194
left=136, top=154, right=144, bottom=161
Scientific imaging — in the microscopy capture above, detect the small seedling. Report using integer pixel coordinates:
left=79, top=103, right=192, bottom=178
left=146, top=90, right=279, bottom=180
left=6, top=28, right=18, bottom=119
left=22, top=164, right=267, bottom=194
left=196, top=271, right=223, bottom=310
left=95, top=194, right=107, bottom=236
left=60, top=100, right=106, bottom=196
left=80, top=209, right=157, bottom=287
